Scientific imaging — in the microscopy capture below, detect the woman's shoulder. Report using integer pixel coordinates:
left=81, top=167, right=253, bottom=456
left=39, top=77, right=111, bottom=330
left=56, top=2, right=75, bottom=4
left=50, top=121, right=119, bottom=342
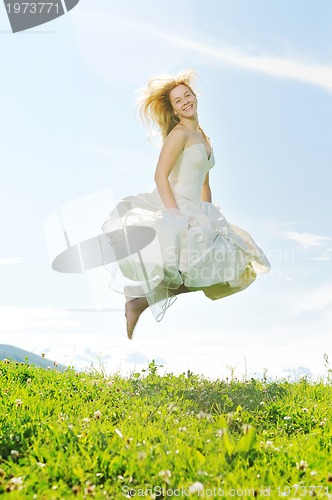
left=164, top=124, right=190, bottom=148
left=168, top=124, right=190, bottom=140
left=159, top=125, right=189, bottom=159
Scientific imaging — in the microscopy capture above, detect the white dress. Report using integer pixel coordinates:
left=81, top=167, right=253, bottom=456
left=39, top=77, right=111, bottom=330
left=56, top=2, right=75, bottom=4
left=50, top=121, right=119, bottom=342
left=102, top=143, right=270, bottom=321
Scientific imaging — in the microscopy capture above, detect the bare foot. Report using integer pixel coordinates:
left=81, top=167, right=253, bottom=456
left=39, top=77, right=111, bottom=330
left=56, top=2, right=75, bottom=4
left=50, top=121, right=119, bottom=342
left=125, top=296, right=148, bottom=339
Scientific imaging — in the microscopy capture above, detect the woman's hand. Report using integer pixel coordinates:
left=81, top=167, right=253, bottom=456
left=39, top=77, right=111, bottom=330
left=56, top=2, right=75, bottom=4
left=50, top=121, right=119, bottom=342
left=166, top=207, right=182, bottom=218
left=163, top=208, right=195, bottom=229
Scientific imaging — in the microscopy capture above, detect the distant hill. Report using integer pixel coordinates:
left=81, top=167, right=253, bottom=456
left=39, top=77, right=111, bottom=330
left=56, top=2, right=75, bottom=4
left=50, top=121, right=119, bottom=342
left=0, top=344, right=67, bottom=371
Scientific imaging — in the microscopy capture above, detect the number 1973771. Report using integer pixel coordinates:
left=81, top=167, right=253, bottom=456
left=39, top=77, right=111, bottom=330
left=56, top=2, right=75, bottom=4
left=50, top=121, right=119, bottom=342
left=5, top=3, right=60, bottom=14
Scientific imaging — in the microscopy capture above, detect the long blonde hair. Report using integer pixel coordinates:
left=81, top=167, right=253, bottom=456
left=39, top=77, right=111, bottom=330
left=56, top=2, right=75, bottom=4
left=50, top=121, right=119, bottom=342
left=137, top=69, right=199, bottom=140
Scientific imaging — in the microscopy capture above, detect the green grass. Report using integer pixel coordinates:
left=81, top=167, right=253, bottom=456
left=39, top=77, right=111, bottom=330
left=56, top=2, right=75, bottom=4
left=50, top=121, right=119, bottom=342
left=0, top=359, right=332, bottom=499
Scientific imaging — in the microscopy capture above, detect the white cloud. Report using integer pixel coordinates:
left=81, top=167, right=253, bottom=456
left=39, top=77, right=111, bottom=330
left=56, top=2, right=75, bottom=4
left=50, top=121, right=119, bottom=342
left=284, top=231, right=332, bottom=248
left=151, top=32, right=332, bottom=94
left=6, top=323, right=330, bottom=380
left=0, top=307, right=80, bottom=332
left=313, top=248, right=332, bottom=261
left=289, top=282, right=332, bottom=316
left=0, top=258, right=27, bottom=266
left=2, top=304, right=331, bottom=380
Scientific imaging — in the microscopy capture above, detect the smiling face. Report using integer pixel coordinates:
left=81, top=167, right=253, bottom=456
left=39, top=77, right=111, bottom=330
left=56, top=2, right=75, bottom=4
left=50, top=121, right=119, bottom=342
left=169, top=84, right=197, bottom=120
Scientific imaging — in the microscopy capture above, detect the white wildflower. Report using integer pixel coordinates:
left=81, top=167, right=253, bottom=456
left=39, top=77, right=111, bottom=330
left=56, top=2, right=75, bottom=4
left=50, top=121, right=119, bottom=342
left=10, top=476, right=23, bottom=485
left=216, top=429, right=224, bottom=437
left=158, top=469, right=171, bottom=484
left=296, top=460, right=308, bottom=470
left=189, top=482, right=204, bottom=494
left=94, top=410, right=102, bottom=420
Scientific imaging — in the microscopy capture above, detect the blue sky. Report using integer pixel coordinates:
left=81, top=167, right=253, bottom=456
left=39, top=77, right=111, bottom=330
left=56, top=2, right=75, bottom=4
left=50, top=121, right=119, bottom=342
left=0, top=0, right=331, bottom=380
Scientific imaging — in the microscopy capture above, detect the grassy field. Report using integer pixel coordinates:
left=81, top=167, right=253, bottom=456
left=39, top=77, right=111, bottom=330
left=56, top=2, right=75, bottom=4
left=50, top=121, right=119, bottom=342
left=0, top=359, right=332, bottom=499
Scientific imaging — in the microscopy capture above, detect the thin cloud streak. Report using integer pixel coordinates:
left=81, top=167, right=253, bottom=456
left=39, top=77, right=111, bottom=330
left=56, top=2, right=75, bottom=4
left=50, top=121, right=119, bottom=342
left=0, top=257, right=27, bottom=266
left=151, top=31, right=332, bottom=93
left=284, top=231, right=332, bottom=248
left=313, top=248, right=332, bottom=261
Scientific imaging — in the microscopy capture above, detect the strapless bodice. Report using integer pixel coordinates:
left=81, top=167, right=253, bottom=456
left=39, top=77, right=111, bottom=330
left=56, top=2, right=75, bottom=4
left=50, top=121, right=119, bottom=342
left=169, top=143, right=215, bottom=204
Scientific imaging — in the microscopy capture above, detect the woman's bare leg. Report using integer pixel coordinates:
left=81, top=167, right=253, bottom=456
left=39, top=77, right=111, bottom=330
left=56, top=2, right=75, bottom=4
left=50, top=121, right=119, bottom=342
left=125, top=284, right=190, bottom=339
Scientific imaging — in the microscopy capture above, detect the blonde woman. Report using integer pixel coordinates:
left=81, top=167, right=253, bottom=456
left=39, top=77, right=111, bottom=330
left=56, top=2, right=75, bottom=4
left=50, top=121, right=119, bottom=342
left=102, top=70, right=270, bottom=339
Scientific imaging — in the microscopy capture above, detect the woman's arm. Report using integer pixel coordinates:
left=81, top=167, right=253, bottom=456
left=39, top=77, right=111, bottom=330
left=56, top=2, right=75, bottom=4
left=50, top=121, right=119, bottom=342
left=201, top=173, right=212, bottom=202
left=154, top=128, right=188, bottom=209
